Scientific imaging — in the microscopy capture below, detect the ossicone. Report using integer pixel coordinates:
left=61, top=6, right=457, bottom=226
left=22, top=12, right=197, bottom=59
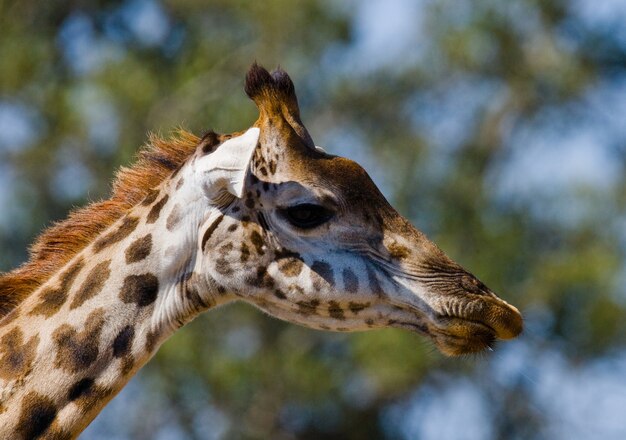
left=244, top=62, right=295, bottom=102
left=244, top=62, right=314, bottom=150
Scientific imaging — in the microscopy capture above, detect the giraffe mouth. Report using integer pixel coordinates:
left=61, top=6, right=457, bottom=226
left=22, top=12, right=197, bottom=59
left=392, top=295, right=522, bottom=356
left=431, top=296, right=522, bottom=355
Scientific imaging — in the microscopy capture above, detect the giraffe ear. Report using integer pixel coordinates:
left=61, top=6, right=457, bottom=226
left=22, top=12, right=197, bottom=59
left=198, top=127, right=260, bottom=200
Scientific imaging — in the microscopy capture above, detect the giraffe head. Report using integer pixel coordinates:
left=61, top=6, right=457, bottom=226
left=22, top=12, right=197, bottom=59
left=194, top=64, right=522, bottom=356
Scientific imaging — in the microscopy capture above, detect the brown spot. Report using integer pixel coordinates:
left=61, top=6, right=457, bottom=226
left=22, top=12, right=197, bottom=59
left=276, top=249, right=303, bottom=277
left=296, top=299, right=320, bottom=316
left=328, top=301, right=345, bottom=320
left=31, top=290, right=66, bottom=319
left=366, top=265, right=386, bottom=298
left=119, top=274, right=159, bottom=307
left=215, top=258, right=233, bottom=275
left=219, top=242, right=234, bottom=255
left=125, top=234, right=152, bottom=264
left=120, top=355, right=135, bottom=376
left=53, top=308, right=105, bottom=372
left=68, top=377, right=95, bottom=401
left=175, top=176, right=185, bottom=190
left=0, top=327, right=39, bottom=380
left=240, top=243, right=250, bottom=262
left=31, top=257, right=85, bottom=317
left=262, top=182, right=270, bottom=191
left=0, top=308, right=19, bottom=327
left=141, top=189, right=159, bottom=206
left=348, top=301, right=370, bottom=315
left=343, top=268, right=359, bottom=294
left=250, top=230, right=265, bottom=255
left=268, top=160, right=277, bottom=174
left=245, top=196, right=255, bottom=209
left=311, top=261, right=334, bottom=286
left=388, top=242, right=410, bottom=260
left=274, top=290, right=287, bottom=300
left=278, top=258, right=303, bottom=277
left=15, top=392, right=57, bottom=439
left=365, top=318, right=374, bottom=327
left=94, top=216, right=140, bottom=252
left=146, top=195, right=169, bottom=224
left=259, top=166, right=268, bottom=176
left=112, top=325, right=135, bottom=358
left=70, top=260, right=111, bottom=310
left=70, top=381, right=113, bottom=415
left=201, top=214, right=224, bottom=251
left=247, top=266, right=275, bottom=289
left=227, top=224, right=238, bottom=232
left=166, top=204, right=183, bottom=231
left=145, top=329, right=160, bottom=353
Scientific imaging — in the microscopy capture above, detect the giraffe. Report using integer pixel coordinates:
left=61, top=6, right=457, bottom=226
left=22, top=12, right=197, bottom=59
left=0, top=63, right=522, bottom=439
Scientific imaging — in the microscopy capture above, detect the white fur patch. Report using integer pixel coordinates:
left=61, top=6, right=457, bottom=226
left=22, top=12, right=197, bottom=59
left=198, top=127, right=260, bottom=199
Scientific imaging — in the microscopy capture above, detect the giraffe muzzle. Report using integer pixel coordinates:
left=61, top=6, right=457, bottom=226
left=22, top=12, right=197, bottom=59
left=427, top=292, right=523, bottom=355
left=448, top=295, right=523, bottom=339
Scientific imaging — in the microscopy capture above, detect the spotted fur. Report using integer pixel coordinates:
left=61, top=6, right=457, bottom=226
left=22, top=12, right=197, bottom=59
left=119, top=274, right=159, bottom=307
left=0, top=327, right=39, bottom=381
left=30, top=258, right=85, bottom=318
left=52, top=309, right=106, bottom=373
left=69, top=261, right=111, bottom=310
left=0, top=63, right=523, bottom=439
left=0, top=131, right=202, bottom=318
left=124, top=235, right=152, bottom=264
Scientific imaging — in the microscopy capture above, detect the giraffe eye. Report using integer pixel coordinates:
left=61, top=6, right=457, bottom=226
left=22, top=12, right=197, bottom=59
left=282, top=204, right=334, bottom=229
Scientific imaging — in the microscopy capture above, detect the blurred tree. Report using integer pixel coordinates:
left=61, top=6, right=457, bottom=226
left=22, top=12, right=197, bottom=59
left=1, top=0, right=625, bottom=438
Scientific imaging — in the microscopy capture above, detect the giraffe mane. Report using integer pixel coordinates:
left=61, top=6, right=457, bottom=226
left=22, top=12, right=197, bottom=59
left=0, top=129, right=203, bottom=318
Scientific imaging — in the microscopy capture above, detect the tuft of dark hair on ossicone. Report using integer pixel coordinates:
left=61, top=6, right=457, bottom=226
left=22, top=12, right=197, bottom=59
left=244, top=62, right=296, bottom=101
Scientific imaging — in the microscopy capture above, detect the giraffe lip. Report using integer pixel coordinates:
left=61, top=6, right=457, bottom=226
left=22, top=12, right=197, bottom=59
left=435, top=296, right=523, bottom=343
left=433, top=319, right=498, bottom=356
left=392, top=319, right=497, bottom=356
left=391, top=294, right=522, bottom=355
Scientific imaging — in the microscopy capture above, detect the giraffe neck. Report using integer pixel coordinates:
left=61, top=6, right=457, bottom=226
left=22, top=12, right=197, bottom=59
left=0, top=165, right=226, bottom=439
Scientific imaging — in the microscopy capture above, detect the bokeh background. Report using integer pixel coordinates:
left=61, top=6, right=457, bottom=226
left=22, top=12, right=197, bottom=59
left=1, top=0, right=626, bottom=438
